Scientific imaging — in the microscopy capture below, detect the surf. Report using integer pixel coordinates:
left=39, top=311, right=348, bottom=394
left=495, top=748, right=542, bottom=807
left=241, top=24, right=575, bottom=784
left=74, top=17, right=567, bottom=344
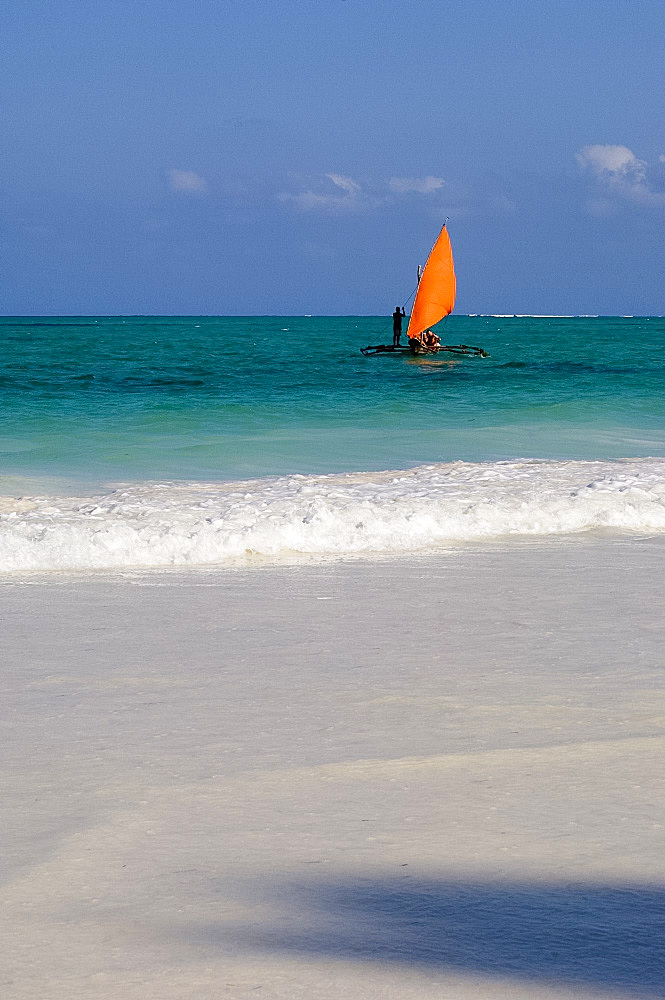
left=2, top=458, right=665, bottom=574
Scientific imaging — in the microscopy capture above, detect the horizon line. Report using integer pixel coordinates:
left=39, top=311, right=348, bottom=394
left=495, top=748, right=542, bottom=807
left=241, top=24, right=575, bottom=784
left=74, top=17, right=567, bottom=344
left=2, top=313, right=663, bottom=320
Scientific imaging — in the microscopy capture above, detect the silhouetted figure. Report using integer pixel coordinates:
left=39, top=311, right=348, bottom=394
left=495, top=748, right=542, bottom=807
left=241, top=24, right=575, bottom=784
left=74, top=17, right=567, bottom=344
left=392, top=306, right=406, bottom=347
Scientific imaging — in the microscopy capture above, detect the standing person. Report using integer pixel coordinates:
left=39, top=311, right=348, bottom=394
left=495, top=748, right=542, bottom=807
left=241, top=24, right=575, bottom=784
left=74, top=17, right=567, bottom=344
left=392, top=306, right=406, bottom=347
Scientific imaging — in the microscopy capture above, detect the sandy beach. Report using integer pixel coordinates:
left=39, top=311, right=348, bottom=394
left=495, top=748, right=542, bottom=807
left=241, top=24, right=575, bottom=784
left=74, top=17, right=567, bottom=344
left=2, top=536, right=665, bottom=999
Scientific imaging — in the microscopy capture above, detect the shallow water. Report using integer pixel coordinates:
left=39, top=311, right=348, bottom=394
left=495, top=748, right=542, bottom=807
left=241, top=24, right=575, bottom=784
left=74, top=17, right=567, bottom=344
left=1, top=315, right=663, bottom=486
left=1, top=316, right=664, bottom=571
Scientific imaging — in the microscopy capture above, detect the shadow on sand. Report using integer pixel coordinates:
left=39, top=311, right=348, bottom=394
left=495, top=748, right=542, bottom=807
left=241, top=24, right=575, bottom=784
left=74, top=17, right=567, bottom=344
left=217, top=875, right=665, bottom=995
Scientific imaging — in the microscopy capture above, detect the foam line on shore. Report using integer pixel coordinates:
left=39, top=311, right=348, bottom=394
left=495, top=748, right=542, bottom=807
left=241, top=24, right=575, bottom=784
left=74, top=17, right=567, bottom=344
left=2, top=457, right=665, bottom=573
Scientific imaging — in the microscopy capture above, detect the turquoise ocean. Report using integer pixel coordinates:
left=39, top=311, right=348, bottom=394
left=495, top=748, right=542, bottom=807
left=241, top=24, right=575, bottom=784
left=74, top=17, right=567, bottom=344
left=1, top=315, right=664, bottom=572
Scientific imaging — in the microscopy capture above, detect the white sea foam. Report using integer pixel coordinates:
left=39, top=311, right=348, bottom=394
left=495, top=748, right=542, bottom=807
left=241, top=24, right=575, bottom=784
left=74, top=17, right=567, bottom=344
left=483, top=314, right=591, bottom=318
left=2, top=458, right=665, bottom=573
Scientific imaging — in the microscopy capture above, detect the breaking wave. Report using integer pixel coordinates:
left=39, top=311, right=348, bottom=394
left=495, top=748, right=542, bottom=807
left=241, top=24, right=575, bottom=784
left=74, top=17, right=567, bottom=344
left=2, top=458, right=665, bottom=573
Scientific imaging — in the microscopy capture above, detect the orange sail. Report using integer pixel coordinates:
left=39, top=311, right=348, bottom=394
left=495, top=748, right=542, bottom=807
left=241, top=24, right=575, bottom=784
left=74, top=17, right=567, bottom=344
left=406, top=223, right=456, bottom=342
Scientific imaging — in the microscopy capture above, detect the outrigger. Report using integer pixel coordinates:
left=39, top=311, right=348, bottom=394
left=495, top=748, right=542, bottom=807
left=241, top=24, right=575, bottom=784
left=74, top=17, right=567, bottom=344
left=361, top=341, right=488, bottom=357
left=361, top=222, right=488, bottom=358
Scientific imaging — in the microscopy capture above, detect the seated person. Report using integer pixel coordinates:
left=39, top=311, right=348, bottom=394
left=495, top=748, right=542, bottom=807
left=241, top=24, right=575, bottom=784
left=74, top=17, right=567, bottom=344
left=422, top=329, right=441, bottom=349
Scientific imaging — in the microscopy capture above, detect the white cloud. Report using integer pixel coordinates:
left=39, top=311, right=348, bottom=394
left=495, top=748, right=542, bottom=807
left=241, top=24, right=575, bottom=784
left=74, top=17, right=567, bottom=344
left=167, top=169, right=207, bottom=194
left=279, top=171, right=450, bottom=213
left=576, top=145, right=646, bottom=182
left=576, top=145, right=664, bottom=207
left=279, top=173, right=368, bottom=213
left=326, top=173, right=361, bottom=196
left=388, top=175, right=444, bottom=195
left=278, top=190, right=343, bottom=211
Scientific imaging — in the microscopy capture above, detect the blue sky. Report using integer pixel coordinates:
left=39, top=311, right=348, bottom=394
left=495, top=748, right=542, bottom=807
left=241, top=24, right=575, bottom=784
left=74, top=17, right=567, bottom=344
left=2, top=0, right=664, bottom=314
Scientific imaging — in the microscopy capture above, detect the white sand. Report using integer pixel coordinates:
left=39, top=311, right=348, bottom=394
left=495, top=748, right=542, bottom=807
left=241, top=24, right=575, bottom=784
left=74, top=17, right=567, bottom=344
left=2, top=537, right=665, bottom=999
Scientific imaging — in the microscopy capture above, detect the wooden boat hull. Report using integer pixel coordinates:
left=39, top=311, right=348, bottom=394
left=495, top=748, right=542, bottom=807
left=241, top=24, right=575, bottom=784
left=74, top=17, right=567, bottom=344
left=361, top=343, right=488, bottom=358
left=360, top=344, right=411, bottom=356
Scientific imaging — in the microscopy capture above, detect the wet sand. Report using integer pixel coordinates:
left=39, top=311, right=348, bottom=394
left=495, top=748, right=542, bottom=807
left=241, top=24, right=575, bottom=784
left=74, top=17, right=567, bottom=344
left=2, top=538, right=665, bottom=999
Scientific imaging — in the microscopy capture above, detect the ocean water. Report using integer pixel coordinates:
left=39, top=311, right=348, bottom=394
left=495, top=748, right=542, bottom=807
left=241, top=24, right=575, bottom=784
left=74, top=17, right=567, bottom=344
left=1, top=315, right=664, bottom=572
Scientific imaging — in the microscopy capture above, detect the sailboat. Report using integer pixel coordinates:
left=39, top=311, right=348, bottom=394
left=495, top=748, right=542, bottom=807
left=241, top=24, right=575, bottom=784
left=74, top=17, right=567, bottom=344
left=361, top=222, right=488, bottom=358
